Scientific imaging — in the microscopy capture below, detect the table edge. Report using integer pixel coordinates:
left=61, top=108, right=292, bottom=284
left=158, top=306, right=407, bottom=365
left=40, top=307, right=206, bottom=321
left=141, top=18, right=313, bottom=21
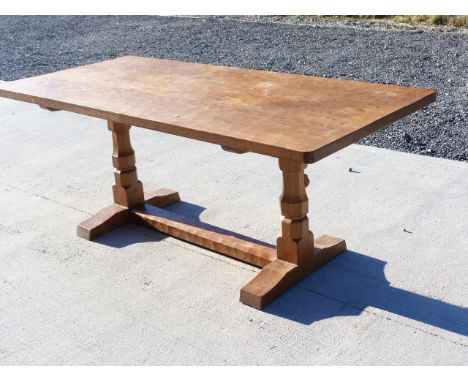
left=0, top=83, right=436, bottom=164
left=308, top=90, right=436, bottom=163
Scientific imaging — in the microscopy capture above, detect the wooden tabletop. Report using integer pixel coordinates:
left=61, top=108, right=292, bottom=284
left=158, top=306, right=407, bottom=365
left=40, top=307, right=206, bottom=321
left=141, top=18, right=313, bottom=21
left=0, top=56, right=435, bottom=163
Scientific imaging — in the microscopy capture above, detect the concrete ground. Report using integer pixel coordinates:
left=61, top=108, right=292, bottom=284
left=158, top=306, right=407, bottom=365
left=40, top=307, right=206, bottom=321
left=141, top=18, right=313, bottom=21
left=0, top=97, right=467, bottom=365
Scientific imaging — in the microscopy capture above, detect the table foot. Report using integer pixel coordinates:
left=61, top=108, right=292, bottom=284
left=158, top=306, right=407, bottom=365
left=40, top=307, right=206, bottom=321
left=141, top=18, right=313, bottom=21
left=240, top=235, right=346, bottom=309
left=77, top=204, right=129, bottom=241
left=144, top=188, right=180, bottom=208
left=77, top=188, right=180, bottom=241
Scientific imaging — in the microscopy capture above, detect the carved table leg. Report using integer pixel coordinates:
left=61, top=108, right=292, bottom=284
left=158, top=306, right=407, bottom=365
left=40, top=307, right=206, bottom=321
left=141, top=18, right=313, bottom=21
left=77, top=121, right=180, bottom=240
left=108, top=121, right=145, bottom=208
left=240, top=158, right=347, bottom=309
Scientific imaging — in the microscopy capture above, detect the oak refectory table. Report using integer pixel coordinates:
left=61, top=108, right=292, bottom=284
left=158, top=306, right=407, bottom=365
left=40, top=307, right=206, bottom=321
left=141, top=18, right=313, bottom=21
left=0, top=56, right=435, bottom=309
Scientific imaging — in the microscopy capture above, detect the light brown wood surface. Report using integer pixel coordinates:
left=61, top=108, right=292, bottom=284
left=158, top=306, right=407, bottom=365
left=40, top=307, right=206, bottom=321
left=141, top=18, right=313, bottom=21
left=131, top=204, right=277, bottom=268
left=240, top=235, right=347, bottom=309
left=0, top=56, right=435, bottom=163
left=108, top=121, right=145, bottom=208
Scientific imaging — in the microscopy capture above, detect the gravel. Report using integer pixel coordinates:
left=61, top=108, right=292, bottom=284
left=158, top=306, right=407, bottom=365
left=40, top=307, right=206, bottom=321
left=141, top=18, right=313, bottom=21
left=0, top=16, right=466, bottom=161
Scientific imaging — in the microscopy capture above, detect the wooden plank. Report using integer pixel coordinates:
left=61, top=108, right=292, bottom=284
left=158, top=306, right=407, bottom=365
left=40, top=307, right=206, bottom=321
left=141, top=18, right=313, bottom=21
left=0, top=56, right=435, bottom=163
left=130, top=204, right=276, bottom=268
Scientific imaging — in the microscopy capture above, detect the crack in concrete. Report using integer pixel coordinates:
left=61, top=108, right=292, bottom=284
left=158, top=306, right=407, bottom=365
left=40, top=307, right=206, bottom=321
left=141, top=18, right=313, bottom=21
left=3, top=183, right=91, bottom=215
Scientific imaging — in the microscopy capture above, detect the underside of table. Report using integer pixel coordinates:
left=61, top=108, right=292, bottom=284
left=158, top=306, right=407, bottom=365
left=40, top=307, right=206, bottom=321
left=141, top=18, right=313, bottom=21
left=77, top=121, right=347, bottom=309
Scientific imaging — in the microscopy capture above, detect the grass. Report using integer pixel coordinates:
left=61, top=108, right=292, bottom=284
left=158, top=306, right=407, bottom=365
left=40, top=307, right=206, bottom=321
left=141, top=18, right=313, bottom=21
left=321, top=15, right=468, bottom=28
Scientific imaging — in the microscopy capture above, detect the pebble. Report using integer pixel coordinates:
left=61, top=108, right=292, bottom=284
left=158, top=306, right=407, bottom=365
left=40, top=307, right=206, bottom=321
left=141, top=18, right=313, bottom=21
left=0, top=16, right=466, bottom=161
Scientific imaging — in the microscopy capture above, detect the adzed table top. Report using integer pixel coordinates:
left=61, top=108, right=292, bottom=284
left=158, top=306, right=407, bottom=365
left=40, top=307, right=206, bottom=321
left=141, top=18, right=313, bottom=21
left=0, top=56, right=435, bottom=163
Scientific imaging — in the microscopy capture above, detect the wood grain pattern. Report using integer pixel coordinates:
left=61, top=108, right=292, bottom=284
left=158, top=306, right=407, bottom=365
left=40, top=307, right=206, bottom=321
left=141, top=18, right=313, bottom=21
left=145, top=188, right=181, bottom=208
left=0, top=56, right=435, bottom=163
left=276, top=158, right=315, bottom=267
left=131, top=204, right=276, bottom=268
left=76, top=188, right=181, bottom=241
left=108, top=121, right=145, bottom=208
left=238, top=158, right=348, bottom=309
left=77, top=204, right=129, bottom=241
left=240, top=235, right=347, bottom=309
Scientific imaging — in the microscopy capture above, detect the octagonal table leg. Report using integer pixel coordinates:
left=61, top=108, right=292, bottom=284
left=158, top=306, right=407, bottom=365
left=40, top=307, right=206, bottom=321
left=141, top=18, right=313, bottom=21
left=240, top=158, right=347, bottom=309
left=77, top=121, right=179, bottom=240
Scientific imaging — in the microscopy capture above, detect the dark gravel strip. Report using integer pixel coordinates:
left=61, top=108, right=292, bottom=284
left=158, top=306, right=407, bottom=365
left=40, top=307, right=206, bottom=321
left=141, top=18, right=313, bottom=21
left=0, top=16, right=466, bottom=161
